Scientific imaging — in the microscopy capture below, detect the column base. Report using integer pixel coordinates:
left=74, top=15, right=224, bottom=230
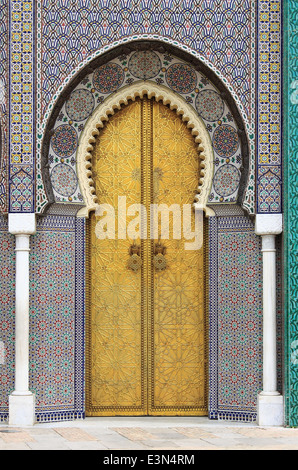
left=257, top=392, right=284, bottom=426
left=9, top=393, right=35, bottom=426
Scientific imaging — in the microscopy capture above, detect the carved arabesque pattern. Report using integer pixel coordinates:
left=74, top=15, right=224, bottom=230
left=77, top=82, right=214, bottom=218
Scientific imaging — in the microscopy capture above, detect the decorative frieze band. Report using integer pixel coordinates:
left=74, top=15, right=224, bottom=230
left=9, top=0, right=35, bottom=213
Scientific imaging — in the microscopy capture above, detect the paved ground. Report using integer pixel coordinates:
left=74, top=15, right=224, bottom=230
left=0, top=417, right=298, bottom=450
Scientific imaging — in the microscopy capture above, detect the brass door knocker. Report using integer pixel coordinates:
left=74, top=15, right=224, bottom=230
left=128, top=242, right=142, bottom=272
left=153, top=241, right=167, bottom=271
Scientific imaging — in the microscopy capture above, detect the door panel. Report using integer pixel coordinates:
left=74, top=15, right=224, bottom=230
left=87, top=101, right=147, bottom=415
left=86, top=98, right=207, bottom=416
left=149, top=100, right=207, bottom=415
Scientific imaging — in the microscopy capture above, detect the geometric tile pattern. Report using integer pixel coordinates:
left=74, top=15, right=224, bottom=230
left=0, top=214, right=85, bottom=423
left=0, top=216, right=15, bottom=422
left=0, top=0, right=286, bottom=423
left=209, top=215, right=263, bottom=422
left=29, top=215, right=85, bottom=422
left=283, top=0, right=298, bottom=427
left=8, top=0, right=35, bottom=212
left=38, top=0, right=254, bottom=120
left=6, top=1, right=282, bottom=215
left=0, top=1, right=8, bottom=214
left=35, top=0, right=257, bottom=215
left=46, top=51, right=243, bottom=206
left=0, top=211, right=267, bottom=423
left=256, top=0, right=282, bottom=213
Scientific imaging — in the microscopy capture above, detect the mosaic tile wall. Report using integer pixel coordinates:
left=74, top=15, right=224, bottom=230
left=38, top=0, right=254, bottom=119
left=0, top=213, right=85, bottom=422
left=0, top=1, right=8, bottom=214
left=256, top=0, right=282, bottom=213
left=283, top=0, right=298, bottom=427
left=29, top=215, right=85, bottom=422
left=0, top=209, right=284, bottom=422
left=0, top=0, right=288, bottom=423
left=8, top=0, right=35, bottom=213
left=35, top=0, right=257, bottom=215
left=209, top=215, right=263, bottom=421
left=0, top=216, right=15, bottom=422
left=47, top=50, right=244, bottom=207
left=4, top=1, right=283, bottom=217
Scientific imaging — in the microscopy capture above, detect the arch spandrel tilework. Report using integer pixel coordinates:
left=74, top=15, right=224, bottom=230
left=6, top=1, right=282, bottom=218
left=42, top=50, right=249, bottom=214
left=35, top=1, right=257, bottom=215
left=38, top=1, right=254, bottom=120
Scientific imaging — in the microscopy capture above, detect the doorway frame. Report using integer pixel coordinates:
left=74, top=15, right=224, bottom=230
left=75, top=81, right=215, bottom=219
left=83, top=95, right=213, bottom=416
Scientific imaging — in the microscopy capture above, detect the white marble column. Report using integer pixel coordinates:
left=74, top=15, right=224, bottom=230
left=8, top=213, right=36, bottom=426
left=255, top=214, right=284, bottom=426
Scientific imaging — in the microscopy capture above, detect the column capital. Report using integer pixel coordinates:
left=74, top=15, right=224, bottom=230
left=261, top=234, right=276, bottom=251
left=255, top=213, right=283, bottom=236
left=8, top=213, right=36, bottom=236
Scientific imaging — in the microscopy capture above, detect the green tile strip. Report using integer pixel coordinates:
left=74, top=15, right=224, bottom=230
left=283, top=0, right=298, bottom=427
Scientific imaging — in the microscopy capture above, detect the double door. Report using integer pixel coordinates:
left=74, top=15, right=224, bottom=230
left=86, top=98, right=207, bottom=416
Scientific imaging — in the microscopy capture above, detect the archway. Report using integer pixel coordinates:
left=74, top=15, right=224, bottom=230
left=76, top=81, right=214, bottom=218
left=38, top=41, right=258, bottom=422
left=41, top=40, right=250, bottom=216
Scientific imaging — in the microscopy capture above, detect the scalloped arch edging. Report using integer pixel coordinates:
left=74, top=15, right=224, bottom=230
left=76, top=81, right=214, bottom=218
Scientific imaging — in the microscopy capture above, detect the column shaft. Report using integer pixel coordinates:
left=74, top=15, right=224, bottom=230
left=8, top=213, right=36, bottom=426
left=13, top=234, right=31, bottom=394
left=261, top=234, right=278, bottom=395
left=255, top=214, right=283, bottom=425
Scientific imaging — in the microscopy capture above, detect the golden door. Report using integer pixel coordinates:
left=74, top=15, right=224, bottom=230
left=86, top=98, right=207, bottom=416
